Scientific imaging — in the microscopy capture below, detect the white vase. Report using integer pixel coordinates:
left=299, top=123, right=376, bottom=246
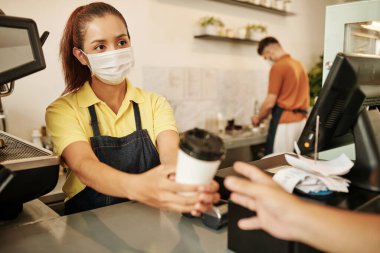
left=237, top=28, right=247, bottom=39
left=262, top=0, right=272, bottom=8
left=249, top=0, right=261, bottom=4
left=273, top=0, right=284, bottom=10
left=250, top=30, right=262, bottom=41
left=284, top=1, right=291, bottom=12
left=204, top=25, right=218, bottom=36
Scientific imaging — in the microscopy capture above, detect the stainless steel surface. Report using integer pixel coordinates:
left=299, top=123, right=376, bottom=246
left=0, top=201, right=230, bottom=253
left=0, top=199, right=58, bottom=229
left=220, top=131, right=267, bottom=149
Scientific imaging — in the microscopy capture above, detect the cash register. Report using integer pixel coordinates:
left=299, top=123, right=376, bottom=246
left=0, top=12, right=60, bottom=219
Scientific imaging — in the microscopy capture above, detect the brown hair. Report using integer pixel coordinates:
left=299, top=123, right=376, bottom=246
left=60, top=2, right=130, bottom=94
left=257, top=36, right=279, bottom=56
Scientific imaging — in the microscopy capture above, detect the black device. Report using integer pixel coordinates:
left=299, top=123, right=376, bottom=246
left=0, top=165, right=13, bottom=194
left=297, top=53, right=380, bottom=192
left=201, top=199, right=228, bottom=230
left=0, top=14, right=59, bottom=220
left=0, top=15, right=46, bottom=85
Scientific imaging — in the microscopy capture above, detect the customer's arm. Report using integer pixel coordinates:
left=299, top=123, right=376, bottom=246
left=252, top=94, right=277, bottom=126
left=224, top=162, right=380, bottom=253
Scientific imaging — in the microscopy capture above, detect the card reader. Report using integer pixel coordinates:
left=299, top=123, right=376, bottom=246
left=201, top=199, right=228, bottom=230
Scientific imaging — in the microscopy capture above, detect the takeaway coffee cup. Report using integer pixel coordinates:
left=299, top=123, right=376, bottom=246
left=176, top=128, right=226, bottom=188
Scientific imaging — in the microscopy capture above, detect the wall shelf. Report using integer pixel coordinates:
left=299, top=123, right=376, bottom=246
left=194, top=34, right=259, bottom=45
left=207, top=0, right=295, bottom=16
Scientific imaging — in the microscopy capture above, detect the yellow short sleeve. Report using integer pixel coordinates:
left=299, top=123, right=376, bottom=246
left=45, top=98, right=89, bottom=156
left=150, top=94, right=178, bottom=140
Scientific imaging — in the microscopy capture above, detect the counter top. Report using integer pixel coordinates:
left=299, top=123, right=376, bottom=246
left=0, top=201, right=229, bottom=253
left=0, top=154, right=378, bottom=253
left=0, top=199, right=58, bottom=229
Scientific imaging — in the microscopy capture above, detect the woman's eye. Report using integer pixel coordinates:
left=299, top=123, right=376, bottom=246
left=94, top=44, right=105, bottom=50
left=118, top=40, right=128, bottom=47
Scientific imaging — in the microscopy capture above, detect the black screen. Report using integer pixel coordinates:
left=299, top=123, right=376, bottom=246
left=0, top=15, right=45, bottom=85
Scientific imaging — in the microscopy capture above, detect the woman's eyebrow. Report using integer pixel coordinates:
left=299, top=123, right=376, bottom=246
left=90, top=38, right=106, bottom=45
left=89, top=33, right=128, bottom=44
left=115, top=33, right=128, bottom=38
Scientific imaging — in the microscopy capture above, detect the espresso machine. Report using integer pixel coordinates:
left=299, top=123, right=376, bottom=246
left=0, top=11, right=59, bottom=219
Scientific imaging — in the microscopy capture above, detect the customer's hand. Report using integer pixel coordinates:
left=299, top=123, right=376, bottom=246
left=251, top=115, right=260, bottom=126
left=127, top=165, right=220, bottom=216
left=224, top=162, right=305, bottom=241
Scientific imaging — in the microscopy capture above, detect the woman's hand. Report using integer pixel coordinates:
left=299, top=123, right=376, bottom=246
left=125, top=165, right=220, bottom=216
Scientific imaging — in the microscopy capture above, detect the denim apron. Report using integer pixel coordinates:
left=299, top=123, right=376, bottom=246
left=265, top=105, right=284, bottom=155
left=265, top=105, right=308, bottom=155
left=64, top=101, right=160, bottom=215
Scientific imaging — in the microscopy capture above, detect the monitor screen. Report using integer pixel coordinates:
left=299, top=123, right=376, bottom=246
left=0, top=15, right=45, bottom=85
left=297, top=53, right=380, bottom=192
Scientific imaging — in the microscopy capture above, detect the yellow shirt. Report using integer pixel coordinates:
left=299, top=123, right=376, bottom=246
left=45, top=80, right=177, bottom=199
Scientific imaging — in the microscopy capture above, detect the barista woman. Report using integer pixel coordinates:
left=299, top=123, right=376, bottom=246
left=46, top=2, right=219, bottom=215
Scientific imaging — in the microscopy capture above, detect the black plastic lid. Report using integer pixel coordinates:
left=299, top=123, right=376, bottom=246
left=179, top=128, right=226, bottom=161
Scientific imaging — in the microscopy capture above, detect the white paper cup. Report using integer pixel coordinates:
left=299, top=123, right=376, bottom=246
left=176, top=149, right=221, bottom=185
left=175, top=128, right=225, bottom=195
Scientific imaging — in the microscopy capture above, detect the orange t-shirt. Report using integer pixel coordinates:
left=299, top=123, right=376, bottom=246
left=268, top=54, right=310, bottom=123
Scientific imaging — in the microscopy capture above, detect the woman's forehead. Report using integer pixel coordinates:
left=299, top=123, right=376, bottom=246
left=84, top=14, right=128, bottom=42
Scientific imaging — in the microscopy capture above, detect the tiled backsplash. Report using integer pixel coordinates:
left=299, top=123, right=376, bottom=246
left=143, top=66, right=268, bottom=132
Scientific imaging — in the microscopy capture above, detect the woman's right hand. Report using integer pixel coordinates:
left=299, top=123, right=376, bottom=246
left=125, top=165, right=220, bottom=216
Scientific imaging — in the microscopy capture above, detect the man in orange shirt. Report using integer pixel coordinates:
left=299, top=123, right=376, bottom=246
left=252, top=37, right=309, bottom=155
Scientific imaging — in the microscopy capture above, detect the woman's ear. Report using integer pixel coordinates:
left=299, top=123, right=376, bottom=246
left=73, top=47, right=88, bottom=66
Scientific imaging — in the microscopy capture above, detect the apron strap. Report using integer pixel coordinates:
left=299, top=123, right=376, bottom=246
left=88, top=105, right=101, bottom=137
left=291, top=108, right=308, bottom=115
left=132, top=101, right=142, bottom=131
left=265, top=105, right=284, bottom=155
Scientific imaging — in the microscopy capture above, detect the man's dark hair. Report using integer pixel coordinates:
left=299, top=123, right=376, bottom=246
left=257, top=37, right=279, bottom=55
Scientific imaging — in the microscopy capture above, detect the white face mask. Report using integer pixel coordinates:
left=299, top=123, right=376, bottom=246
left=82, top=47, right=134, bottom=85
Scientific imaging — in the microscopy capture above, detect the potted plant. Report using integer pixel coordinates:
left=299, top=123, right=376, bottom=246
left=246, top=24, right=267, bottom=41
left=199, top=16, right=224, bottom=36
